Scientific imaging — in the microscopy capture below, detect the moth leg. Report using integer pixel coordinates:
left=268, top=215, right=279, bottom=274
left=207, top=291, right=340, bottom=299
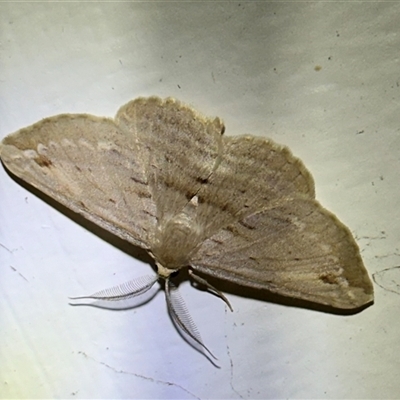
left=165, top=279, right=217, bottom=360
left=189, top=269, right=233, bottom=312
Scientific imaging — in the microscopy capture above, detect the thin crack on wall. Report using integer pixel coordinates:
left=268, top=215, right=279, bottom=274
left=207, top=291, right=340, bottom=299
left=78, top=351, right=201, bottom=400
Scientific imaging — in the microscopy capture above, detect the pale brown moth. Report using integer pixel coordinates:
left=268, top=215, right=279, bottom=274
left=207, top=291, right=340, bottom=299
left=0, top=97, right=373, bottom=357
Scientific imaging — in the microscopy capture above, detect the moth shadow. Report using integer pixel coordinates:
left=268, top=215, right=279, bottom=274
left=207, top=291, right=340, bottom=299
left=188, top=273, right=373, bottom=316
left=6, top=170, right=155, bottom=269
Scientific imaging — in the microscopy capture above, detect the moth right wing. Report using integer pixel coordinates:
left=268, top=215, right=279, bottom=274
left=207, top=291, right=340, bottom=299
left=190, top=198, right=374, bottom=309
left=0, top=114, right=156, bottom=249
left=185, top=134, right=316, bottom=242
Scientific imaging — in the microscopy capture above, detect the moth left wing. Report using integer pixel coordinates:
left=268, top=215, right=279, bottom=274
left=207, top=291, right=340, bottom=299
left=116, top=97, right=225, bottom=224
left=0, top=114, right=156, bottom=249
left=190, top=198, right=374, bottom=309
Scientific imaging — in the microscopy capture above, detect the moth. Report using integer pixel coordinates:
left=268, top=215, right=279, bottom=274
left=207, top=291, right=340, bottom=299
left=0, top=97, right=373, bottom=357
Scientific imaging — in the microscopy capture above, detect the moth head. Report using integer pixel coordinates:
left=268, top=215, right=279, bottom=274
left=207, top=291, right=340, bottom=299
left=156, top=261, right=179, bottom=280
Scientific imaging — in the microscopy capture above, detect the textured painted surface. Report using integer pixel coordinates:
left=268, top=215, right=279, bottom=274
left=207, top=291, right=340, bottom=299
left=0, top=3, right=399, bottom=399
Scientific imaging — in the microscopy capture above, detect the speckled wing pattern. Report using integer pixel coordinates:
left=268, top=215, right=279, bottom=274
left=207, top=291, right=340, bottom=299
left=0, top=97, right=373, bottom=310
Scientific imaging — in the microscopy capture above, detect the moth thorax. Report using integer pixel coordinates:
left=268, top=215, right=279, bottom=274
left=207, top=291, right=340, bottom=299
left=152, top=213, right=202, bottom=270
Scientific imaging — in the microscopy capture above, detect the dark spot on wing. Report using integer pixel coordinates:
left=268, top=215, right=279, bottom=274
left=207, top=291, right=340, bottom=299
left=221, top=204, right=228, bottom=212
left=210, top=238, right=224, bottom=245
left=239, top=219, right=256, bottom=230
left=136, top=190, right=152, bottom=199
left=34, top=155, right=52, bottom=168
left=225, top=225, right=239, bottom=235
left=130, top=176, right=147, bottom=185
left=196, top=176, right=209, bottom=184
left=143, top=210, right=157, bottom=218
left=320, top=273, right=338, bottom=285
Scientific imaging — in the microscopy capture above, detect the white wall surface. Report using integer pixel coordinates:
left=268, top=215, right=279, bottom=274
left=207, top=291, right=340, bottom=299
left=1, top=2, right=399, bottom=399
